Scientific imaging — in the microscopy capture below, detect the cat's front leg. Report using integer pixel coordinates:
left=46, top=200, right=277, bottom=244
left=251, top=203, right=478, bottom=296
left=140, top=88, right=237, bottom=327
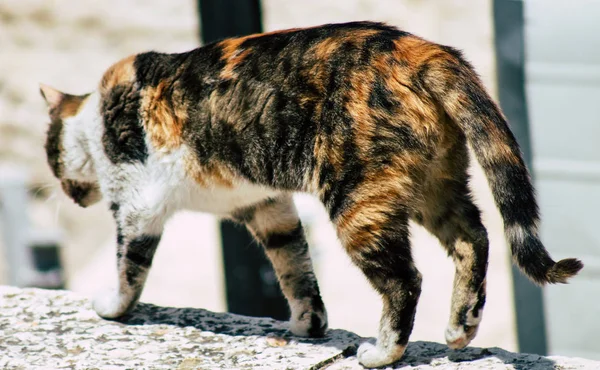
left=93, top=202, right=164, bottom=319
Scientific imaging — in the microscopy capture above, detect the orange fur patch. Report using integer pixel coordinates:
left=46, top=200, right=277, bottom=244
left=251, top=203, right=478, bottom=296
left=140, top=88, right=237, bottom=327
left=346, top=68, right=376, bottom=157
left=100, top=55, right=136, bottom=94
left=57, top=94, right=89, bottom=119
left=334, top=161, right=418, bottom=251
left=335, top=187, right=402, bottom=251
left=219, top=37, right=253, bottom=79
left=250, top=196, right=300, bottom=238
left=391, top=36, right=435, bottom=67
left=221, top=48, right=253, bottom=80
left=312, top=37, right=342, bottom=60
left=140, top=81, right=188, bottom=151
left=184, top=154, right=236, bottom=189
left=311, top=29, right=380, bottom=60
left=218, top=28, right=301, bottom=79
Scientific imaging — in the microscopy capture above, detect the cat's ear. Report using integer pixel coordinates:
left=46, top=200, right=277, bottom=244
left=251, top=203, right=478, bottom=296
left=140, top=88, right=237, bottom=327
left=39, top=83, right=64, bottom=110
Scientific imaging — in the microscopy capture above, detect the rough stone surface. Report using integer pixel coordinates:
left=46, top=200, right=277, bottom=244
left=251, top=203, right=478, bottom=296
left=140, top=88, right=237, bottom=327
left=325, top=344, right=600, bottom=370
left=0, top=286, right=358, bottom=369
left=2, top=287, right=599, bottom=370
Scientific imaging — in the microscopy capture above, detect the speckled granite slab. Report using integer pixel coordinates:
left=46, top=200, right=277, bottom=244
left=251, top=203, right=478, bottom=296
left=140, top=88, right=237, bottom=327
left=0, top=286, right=359, bottom=369
left=324, top=342, right=600, bottom=370
left=1, top=286, right=599, bottom=370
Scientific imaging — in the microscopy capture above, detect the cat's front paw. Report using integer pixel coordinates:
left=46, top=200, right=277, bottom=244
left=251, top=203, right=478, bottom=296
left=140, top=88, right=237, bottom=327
left=357, top=341, right=405, bottom=368
left=93, top=289, right=132, bottom=319
left=289, top=309, right=328, bottom=337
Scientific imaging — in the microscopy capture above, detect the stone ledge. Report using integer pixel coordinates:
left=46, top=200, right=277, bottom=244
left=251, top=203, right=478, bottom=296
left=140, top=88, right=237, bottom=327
left=0, top=286, right=597, bottom=369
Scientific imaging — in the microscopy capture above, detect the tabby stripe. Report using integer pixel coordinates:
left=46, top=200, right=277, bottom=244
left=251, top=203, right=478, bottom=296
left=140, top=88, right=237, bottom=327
left=125, top=235, right=161, bottom=268
left=262, top=223, right=304, bottom=249
left=124, top=234, right=160, bottom=286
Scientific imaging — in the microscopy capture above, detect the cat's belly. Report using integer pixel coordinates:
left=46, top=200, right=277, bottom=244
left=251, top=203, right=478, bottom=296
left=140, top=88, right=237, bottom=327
left=183, top=182, right=282, bottom=216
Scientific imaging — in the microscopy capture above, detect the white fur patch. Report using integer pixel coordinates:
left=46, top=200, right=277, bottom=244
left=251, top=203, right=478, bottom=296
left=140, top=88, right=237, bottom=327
left=59, top=90, right=284, bottom=224
left=445, top=325, right=467, bottom=348
left=93, top=288, right=130, bottom=319
left=61, top=93, right=102, bottom=182
left=357, top=341, right=406, bottom=368
left=184, top=178, right=282, bottom=216
left=357, top=314, right=406, bottom=367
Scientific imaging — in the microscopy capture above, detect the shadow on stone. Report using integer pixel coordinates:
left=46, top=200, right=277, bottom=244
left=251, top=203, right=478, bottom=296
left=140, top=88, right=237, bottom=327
left=116, top=301, right=362, bottom=353
left=117, top=302, right=557, bottom=370
left=385, top=341, right=557, bottom=370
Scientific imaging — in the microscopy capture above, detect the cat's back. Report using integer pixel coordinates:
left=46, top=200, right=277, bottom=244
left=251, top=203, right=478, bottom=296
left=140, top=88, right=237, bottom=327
left=96, top=22, right=458, bottom=196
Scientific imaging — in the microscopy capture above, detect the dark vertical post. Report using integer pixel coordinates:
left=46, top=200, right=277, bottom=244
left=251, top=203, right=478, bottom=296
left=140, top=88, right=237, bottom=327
left=197, top=0, right=289, bottom=320
left=493, top=0, right=548, bottom=355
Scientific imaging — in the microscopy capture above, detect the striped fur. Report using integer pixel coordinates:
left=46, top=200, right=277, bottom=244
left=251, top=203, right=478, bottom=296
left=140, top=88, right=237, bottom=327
left=40, top=21, right=582, bottom=368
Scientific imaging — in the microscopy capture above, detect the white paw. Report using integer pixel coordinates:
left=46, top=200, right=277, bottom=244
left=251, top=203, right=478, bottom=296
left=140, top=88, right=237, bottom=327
left=93, top=289, right=130, bottom=319
left=357, top=341, right=405, bottom=368
left=445, top=324, right=477, bottom=350
left=289, top=309, right=328, bottom=337
left=445, top=325, right=466, bottom=349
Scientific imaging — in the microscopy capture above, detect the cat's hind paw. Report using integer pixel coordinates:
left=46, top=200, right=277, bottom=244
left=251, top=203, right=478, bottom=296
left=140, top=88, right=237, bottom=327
left=357, top=341, right=406, bottom=368
left=289, top=309, right=328, bottom=338
left=93, top=289, right=133, bottom=319
left=445, top=324, right=478, bottom=350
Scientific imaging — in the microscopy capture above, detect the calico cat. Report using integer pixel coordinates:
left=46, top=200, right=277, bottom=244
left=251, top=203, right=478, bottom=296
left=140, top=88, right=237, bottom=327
left=40, top=21, right=582, bottom=368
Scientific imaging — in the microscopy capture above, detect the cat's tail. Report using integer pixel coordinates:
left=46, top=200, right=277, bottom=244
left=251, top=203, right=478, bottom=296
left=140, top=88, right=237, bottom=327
left=421, top=46, right=583, bottom=285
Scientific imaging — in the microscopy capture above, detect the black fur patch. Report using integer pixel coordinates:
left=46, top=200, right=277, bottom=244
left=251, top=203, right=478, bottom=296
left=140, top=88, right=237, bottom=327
left=60, top=180, right=97, bottom=207
left=101, top=84, right=147, bottom=164
left=125, top=235, right=161, bottom=268
left=368, top=78, right=399, bottom=111
left=457, top=304, right=470, bottom=328
left=109, top=202, right=120, bottom=213
left=124, top=235, right=161, bottom=285
left=230, top=198, right=279, bottom=224
left=116, top=225, right=124, bottom=247
left=472, top=284, right=486, bottom=318
left=45, top=118, right=64, bottom=178
left=262, top=223, right=304, bottom=249
left=307, top=312, right=327, bottom=337
left=134, top=52, right=182, bottom=88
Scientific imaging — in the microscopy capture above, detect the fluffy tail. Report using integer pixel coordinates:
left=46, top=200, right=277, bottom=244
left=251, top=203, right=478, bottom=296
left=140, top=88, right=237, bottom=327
left=421, top=46, right=583, bottom=284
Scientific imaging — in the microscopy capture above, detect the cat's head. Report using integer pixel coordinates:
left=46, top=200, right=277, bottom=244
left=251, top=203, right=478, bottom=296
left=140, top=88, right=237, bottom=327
left=40, top=84, right=103, bottom=208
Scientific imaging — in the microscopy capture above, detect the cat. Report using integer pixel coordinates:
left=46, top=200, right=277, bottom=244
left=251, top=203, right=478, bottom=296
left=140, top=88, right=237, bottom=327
left=40, top=21, right=582, bottom=368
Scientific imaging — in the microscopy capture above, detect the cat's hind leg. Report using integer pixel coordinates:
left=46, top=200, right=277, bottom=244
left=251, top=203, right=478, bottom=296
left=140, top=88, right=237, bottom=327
left=415, top=153, right=489, bottom=350
left=333, top=197, right=421, bottom=368
left=93, top=201, right=167, bottom=319
left=240, top=195, right=328, bottom=337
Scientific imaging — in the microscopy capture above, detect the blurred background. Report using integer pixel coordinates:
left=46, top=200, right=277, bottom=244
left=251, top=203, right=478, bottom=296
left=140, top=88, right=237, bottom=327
left=0, top=0, right=598, bottom=361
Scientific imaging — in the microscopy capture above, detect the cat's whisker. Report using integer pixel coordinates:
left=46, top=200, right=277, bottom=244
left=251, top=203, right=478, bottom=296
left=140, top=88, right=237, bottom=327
left=53, top=199, right=62, bottom=227
left=32, top=183, right=58, bottom=198
left=44, top=191, right=57, bottom=204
